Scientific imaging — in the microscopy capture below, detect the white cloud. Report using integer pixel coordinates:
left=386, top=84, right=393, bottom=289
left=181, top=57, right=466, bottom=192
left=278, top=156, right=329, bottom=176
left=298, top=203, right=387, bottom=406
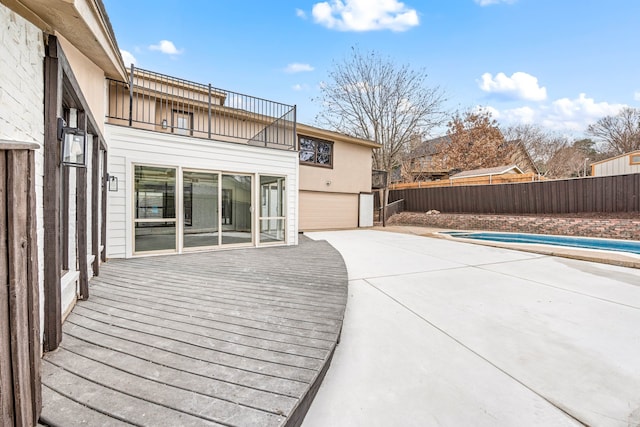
left=311, top=0, right=419, bottom=32
left=284, top=63, right=315, bottom=73
left=474, top=0, right=517, bottom=6
left=480, top=72, right=547, bottom=101
left=149, top=40, right=183, bottom=55
left=120, top=49, right=137, bottom=67
left=296, top=8, right=307, bottom=18
left=488, top=93, right=627, bottom=133
left=292, top=83, right=311, bottom=91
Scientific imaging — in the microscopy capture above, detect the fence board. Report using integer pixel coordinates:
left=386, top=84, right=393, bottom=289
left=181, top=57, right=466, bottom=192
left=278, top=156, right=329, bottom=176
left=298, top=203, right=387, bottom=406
left=389, top=174, right=640, bottom=215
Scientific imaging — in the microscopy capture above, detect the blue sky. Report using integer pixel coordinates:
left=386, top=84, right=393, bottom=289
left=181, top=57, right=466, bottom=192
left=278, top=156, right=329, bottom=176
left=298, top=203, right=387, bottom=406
left=103, top=0, right=640, bottom=138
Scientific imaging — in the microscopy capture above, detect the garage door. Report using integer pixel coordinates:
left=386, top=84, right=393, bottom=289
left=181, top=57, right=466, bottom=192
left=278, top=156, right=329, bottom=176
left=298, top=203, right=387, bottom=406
left=299, top=191, right=358, bottom=231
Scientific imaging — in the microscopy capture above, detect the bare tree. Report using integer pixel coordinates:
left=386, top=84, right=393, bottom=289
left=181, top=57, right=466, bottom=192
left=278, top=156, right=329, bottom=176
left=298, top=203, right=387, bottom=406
left=315, top=48, right=447, bottom=175
left=502, top=124, right=559, bottom=167
left=586, top=107, right=640, bottom=154
left=433, top=108, right=511, bottom=171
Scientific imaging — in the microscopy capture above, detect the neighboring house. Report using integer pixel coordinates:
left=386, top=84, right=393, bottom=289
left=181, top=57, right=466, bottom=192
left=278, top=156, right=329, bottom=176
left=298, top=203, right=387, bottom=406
left=507, top=139, right=538, bottom=174
left=1, top=0, right=125, bottom=422
left=297, top=124, right=381, bottom=230
left=104, top=67, right=299, bottom=258
left=449, top=165, right=524, bottom=184
left=591, top=150, right=640, bottom=177
left=401, top=135, right=538, bottom=183
left=401, top=135, right=452, bottom=182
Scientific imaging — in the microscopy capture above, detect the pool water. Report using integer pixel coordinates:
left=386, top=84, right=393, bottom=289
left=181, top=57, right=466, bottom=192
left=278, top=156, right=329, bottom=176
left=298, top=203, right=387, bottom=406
left=442, top=231, right=640, bottom=256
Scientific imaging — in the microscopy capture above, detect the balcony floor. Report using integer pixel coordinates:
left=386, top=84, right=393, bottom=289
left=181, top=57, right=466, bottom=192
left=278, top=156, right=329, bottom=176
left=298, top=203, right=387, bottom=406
left=40, top=237, right=347, bottom=427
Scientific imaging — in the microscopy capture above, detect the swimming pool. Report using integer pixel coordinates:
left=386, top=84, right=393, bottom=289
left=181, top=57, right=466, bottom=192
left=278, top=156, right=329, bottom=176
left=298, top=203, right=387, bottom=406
left=442, top=231, right=640, bottom=256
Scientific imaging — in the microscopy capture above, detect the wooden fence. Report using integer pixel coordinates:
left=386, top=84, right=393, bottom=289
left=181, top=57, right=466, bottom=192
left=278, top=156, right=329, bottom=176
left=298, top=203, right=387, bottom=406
left=389, top=173, right=640, bottom=214
left=390, top=172, right=542, bottom=190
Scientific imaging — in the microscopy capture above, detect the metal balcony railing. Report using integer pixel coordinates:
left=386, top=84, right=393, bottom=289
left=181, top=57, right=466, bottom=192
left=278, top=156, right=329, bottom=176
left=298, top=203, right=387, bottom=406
left=106, top=66, right=296, bottom=149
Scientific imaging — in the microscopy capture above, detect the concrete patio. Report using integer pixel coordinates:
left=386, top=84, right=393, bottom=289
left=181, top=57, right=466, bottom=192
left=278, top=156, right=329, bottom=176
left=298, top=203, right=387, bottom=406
left=304, top=229, right=640, bottom=427
left=40, top=237, right=348, bottom=426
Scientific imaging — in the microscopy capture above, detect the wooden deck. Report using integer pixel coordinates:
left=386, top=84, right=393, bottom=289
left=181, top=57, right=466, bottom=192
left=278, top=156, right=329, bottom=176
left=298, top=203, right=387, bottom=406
left=39, top=237, right=348, bottom=427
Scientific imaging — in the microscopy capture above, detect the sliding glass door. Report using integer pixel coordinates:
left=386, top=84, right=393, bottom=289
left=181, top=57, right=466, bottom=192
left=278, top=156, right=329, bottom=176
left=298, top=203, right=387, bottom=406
left=183, top=171, right=218, bottom=248
left=259, top=175, right=286, bottom=243
left=134, top=166, right=177, bottom=253
left=221, top=174, right=253, bottom=245
left=133, top=166, right=276, bottom=254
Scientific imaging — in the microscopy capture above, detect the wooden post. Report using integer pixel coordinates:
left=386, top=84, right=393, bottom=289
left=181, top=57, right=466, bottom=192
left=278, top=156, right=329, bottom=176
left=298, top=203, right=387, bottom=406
left=0, top=145, right=41, bottom=426
left=91, top=137, right=100, bottom=276
left=101, top=149, right=108, bottom=263
left=26, top=149, right=41, bottom=423
left=77, top=111, right=89, bottom=299
left=0, top=150, right=13, bottom=426
left=7, top=150, right=35, bottom=426
left=43, top=35, right=63, bottom=352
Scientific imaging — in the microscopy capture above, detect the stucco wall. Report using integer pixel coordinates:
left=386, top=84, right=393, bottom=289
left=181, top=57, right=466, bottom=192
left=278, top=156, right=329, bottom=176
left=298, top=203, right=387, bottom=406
left=0, top=3, right=45, bottom=338
left=105, top=124, right=299, bottom=258
left=299, top=140, right=372, bottom=194
left=57, top=33, right=106, bottom=134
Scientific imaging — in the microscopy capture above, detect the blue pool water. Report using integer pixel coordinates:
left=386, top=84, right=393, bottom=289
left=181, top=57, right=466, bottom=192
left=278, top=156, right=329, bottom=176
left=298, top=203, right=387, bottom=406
left=442, top=231, right=640, bottom=255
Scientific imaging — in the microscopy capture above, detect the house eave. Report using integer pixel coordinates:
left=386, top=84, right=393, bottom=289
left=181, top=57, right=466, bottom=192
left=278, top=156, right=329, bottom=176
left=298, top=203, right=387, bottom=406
left=297, top=123, right=381, bottom=149
left=6, top=0, right=126, bottom=80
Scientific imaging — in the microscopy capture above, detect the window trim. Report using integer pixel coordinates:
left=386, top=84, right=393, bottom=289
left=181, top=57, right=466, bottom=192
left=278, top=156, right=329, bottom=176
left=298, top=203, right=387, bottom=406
left=298, top=135, right=334, bottom=169
left=630, top=153, right=640, bottom=165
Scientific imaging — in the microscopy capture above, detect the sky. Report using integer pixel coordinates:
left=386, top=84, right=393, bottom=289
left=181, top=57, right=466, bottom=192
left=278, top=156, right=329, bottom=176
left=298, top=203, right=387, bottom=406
left=103, top=0, right=640, bottom=139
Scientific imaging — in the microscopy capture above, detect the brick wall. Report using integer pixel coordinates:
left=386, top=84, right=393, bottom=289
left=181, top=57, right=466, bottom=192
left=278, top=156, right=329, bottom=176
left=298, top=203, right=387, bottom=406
left=0, top=3, right=46, bottom=339
left=388, top=212, right=640, bottom=240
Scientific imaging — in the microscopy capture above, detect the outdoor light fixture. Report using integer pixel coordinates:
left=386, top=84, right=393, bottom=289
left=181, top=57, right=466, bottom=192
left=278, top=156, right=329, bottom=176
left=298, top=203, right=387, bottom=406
left=107, top=173, right=119, bottom=192
left=161, top=119, right=168, bottom=129
left=58, top=118, right=87, bottom=167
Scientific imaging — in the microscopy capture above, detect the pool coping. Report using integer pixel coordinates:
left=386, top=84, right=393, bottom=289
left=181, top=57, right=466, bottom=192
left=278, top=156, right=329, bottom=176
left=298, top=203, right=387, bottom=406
left=375, top=225, right=640, bottom=269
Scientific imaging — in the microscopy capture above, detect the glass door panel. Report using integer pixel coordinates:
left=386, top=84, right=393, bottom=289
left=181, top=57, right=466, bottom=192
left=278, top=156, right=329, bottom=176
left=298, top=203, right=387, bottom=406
left=221, top=174, right=252, bottom=245
left=134, top=165, right=177, bottom=253
left=183, top=171, right=219, bottom=248
left=259, top=176, right=286, bottom=243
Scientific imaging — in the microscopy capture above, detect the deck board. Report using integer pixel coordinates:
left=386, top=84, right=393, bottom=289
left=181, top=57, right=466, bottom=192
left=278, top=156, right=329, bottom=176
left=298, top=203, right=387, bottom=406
left=41, top=238, right=348, bottom=426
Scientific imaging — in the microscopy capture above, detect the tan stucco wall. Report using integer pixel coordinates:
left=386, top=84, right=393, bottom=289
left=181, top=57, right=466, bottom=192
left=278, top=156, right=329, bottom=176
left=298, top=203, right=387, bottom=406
left=299, top=139, right=372, bottom=194
left=57, top=33, right=106, bottom=134
left=299, top=191, right=358, bottom=231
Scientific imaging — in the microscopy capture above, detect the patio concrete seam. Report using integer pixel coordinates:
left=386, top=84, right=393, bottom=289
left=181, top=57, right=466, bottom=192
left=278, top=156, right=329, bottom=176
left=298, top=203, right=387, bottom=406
left=475, top=264, right=640, bottom=311
left=362, top=278, right=590, bottom=426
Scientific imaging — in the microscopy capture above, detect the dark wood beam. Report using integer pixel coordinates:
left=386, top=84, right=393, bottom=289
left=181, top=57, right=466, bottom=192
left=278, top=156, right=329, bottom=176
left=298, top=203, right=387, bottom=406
left=76, top=111, right=89, bottom=300
left=101, top=150, right=108, bottom=263
left=91, top=136, right=100, bottom=276
left=43, top=34, right=62, bottom=352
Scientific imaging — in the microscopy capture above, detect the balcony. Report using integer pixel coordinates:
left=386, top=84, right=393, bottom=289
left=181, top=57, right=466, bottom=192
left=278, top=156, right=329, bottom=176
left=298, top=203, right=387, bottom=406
left=107, top=66, right=296, bottom=150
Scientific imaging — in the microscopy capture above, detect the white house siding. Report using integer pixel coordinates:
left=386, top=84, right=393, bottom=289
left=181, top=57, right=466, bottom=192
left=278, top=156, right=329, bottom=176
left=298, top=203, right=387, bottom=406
left=0, top=3, right=45, bottom=338
left=105, top=124, right=299, bottom=258
left=592, top=152, right=640, bottom=177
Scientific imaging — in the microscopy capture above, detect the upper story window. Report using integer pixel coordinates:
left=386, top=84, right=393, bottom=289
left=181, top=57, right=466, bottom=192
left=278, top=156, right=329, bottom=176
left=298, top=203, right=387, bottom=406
left=299, top=136, right=333, bottom=167
left=172, top=110, right=193, bottom=136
